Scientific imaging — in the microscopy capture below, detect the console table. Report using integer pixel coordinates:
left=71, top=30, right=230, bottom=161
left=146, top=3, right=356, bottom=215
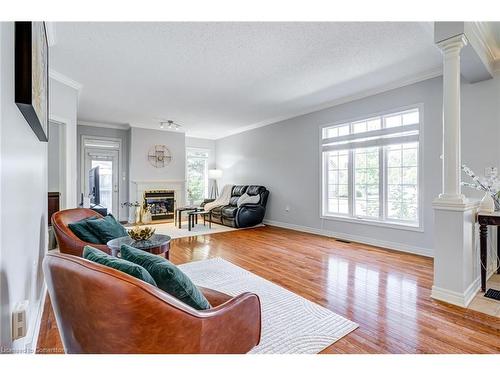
left=477, top=212, right=500, bottom=291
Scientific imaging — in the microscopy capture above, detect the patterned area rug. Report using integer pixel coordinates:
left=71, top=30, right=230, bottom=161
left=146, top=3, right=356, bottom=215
left=178, top=257, right=358, bottom=354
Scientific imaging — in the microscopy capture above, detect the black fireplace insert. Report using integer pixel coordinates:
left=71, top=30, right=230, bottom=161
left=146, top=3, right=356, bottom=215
left=144, top=190, right=175, bottom=220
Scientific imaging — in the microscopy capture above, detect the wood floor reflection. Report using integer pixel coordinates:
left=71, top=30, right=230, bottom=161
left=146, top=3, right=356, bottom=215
left=38, top=225, right=500, bottom=353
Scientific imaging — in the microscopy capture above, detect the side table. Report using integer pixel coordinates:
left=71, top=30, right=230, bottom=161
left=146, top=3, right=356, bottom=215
left=477, top=212, right=500, bottom=291
left=107, top=234, right=171, bottom=259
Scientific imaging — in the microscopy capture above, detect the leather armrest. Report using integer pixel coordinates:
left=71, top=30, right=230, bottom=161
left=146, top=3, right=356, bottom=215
left=239, top=203, right=262, bottom=208
left=236, top=205, right=266, bottom=228
left=198, top=286, right=233, bottom=307
left=200, top=292, right=261, bottom=353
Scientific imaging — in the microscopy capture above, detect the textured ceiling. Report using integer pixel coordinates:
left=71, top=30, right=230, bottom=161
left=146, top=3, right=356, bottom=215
left=50, top=22, right=442, bottom=139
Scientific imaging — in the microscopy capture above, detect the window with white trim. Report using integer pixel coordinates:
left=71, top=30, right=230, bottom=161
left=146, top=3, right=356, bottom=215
left=186, top=148, right=209, bottom=204
left=321, top=107, right=421, bottom=226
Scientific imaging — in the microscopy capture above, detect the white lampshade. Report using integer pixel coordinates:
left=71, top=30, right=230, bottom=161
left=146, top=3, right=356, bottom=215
left=208, top=169, right=223, bottom=179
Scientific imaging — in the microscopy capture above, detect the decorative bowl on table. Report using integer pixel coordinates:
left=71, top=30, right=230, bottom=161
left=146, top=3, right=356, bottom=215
left=127, top=226, right=156, bottom=241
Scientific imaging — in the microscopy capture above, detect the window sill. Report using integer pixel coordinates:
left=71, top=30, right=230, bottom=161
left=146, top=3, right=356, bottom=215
left=320, top=214, right=424, bottom=232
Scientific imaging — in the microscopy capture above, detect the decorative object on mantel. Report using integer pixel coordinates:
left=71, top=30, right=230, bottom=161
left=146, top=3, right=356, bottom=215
left=148, top=145, right=172, bottom=168
left=15, top=22, right=49, bottom=142
left=141, top=205, right=152, bottom=224
left=121, top=201, right=142, bottom=224
left=208, top=169, right=223, bottom=199
left=462, top=165, right=500, bottom=211
left=127, top=226, right=156, bottom=241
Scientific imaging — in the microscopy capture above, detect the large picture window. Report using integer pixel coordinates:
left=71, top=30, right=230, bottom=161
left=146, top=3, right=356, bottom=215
left=321, top=106, right=421, bottom=227
left=186, top=148, right=209, bottom=205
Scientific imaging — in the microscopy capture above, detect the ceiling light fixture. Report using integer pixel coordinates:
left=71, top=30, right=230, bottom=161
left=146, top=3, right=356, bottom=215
left=159, top=120, right=182, bottom=131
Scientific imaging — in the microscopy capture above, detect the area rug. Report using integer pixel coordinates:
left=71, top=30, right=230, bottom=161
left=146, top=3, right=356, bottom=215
left=178, top=257, right=358, bottom=354
left=129, top=222, right=264, bottom=239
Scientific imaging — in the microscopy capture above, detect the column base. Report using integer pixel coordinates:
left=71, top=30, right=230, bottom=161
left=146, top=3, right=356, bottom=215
left=431, top=278, right=480, bottom=307
left=433, top=195, right=477, bottom=211
left=432, top=198, right=479, bottom=307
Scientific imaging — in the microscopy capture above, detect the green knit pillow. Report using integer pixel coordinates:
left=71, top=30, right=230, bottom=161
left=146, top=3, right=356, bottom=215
left=120, top=245, right=211, bottom=310
left=83, top=246, right=157, bottom=286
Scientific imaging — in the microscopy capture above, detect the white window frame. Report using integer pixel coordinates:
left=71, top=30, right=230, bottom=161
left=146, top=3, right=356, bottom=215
left=186, top=147, right=210, bottom=203
left=319, top=104, right=424, bottom=232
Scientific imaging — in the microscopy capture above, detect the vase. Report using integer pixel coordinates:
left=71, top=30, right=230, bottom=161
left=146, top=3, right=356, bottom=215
left=135, top=206, right=142, bottom=224
left=479, top=192, right=495, bottom=213
left=128, top=208, right=136, bottom=224
left=142, top=209, right=152, bottom=224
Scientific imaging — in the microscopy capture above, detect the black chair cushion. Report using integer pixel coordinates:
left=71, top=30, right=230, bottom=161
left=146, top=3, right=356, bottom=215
left=246, top=185, right=265, bottom=196
left=222, top=206, right=238, bottom=218
left=211, top=206, right=223, bottom=216
left=232, top=185, right=248, bottom=196
left=229, top=196, right=240, bottom=206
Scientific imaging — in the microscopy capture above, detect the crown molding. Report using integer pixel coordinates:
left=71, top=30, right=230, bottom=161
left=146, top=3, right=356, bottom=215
left=45, top=22, right=56, bottom=47
left=214, top=67, right=442, bottom=140
left=465, top=22, right=500, bottom=77
left=49, top=69, right=83, bottom=94
left=77, top=120, right=130, bottom=130
left=494, top=60, right=500, bottom=74
left=469, top=22, right=499, bottom=61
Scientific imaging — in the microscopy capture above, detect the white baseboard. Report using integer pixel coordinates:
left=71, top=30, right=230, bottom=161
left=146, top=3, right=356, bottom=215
left=25, top=283, right=47, bottom=353
left=263, top=219, right=433, bottom=258
left=431, top=277, right=480, bottom=307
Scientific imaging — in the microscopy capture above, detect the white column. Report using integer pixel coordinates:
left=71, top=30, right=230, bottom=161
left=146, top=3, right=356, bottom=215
left=432, top=33, right=479, bottom=308
left=436, top=34, right=468, bottom=203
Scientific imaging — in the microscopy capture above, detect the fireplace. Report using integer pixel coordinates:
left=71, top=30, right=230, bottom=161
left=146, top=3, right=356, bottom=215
left=144, top=190, right=175, bottom=221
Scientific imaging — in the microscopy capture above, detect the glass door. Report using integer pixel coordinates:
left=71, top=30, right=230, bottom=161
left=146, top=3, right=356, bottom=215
left=84, top=149, right=119, bottom=216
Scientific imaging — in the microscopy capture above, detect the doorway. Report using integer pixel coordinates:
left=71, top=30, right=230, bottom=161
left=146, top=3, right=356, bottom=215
left=81, top=137, right=121, bottom=217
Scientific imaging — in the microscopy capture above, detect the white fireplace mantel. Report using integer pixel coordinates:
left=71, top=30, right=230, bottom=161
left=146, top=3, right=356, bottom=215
left=131, top=179, right=186, bottom=208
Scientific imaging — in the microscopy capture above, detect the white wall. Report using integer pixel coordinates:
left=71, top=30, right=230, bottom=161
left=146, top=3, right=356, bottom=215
left=215, top=75, right=500, bottom=257
left=47, top=122, right=61, bottom=192
left=129, top=127, right=186, bottom=203
left=0, top=22, right=48, bottom=352
left=49, top=78, right=79, bottom=209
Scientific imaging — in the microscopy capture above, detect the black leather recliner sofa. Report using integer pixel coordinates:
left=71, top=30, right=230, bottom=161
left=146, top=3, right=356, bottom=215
left=208, top=185, right=269, bottom=228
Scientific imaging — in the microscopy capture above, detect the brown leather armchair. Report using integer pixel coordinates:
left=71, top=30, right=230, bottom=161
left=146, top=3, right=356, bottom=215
left=43, top=252, right=262, bottom=354
left=51, top=208, right=110, bottom=256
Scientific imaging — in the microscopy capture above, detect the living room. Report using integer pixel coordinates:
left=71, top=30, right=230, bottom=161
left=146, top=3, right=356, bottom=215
left=1, top=0, right=500, bottom=371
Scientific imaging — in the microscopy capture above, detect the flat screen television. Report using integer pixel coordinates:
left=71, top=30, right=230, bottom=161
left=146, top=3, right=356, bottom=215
left=89, top=166, right=100, bottom=205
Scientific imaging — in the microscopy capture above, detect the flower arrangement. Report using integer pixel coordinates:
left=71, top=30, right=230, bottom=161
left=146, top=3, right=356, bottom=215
left=121, top=201, right=141, bottom=208
left=461, top=164, right=500, bottom=209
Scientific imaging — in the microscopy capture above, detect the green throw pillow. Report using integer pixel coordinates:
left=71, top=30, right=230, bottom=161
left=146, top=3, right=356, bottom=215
left=83, top=246, right=157, bottom=286
left=68, top=216, right=103, bottom=244
left=120, top=244, right=211, bottom=310
left=86, top=214, right=127, bottom=243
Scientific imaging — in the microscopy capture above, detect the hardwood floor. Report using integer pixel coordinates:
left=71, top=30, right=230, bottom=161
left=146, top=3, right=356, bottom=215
left=37, top=225, right=500, bottom=353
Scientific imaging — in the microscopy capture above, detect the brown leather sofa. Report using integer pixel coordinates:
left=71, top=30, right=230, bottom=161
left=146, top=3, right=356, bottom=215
left=43, top=252, right=262, bottom=354
left=51, top=208, right=110, bottom=256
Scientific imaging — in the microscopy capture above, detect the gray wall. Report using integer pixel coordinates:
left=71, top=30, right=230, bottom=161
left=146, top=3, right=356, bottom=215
left=0, top=22, right=48, bottom=351
left=215, top=75, right=500, bottom=256
left=77, top=125, right=130, bottom=221
left=129, top=127, right=186, bottom=202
